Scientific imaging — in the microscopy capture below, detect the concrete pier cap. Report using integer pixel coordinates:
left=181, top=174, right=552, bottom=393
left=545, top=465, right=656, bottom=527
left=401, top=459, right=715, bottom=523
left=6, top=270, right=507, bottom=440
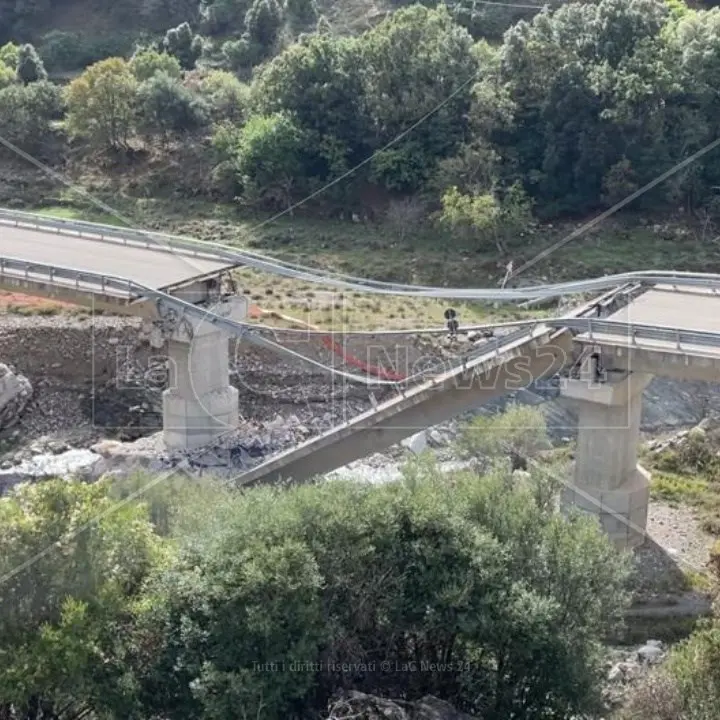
left=560, top=364, right=653, bottom=549
left=151, top=296, right=247, bottom=451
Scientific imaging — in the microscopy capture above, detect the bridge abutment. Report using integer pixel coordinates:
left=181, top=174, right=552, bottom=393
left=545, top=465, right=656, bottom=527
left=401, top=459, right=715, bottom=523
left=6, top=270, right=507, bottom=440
left=152, top=297, right=245, bottom=451
left=561, top=363, right=653, bottom=549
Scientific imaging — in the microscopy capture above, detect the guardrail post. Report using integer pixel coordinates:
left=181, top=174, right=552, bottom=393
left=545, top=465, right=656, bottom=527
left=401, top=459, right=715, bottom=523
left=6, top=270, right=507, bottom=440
left=588, top=319, right=594, bottom=340
left=676, top=330, right=681, bottom=350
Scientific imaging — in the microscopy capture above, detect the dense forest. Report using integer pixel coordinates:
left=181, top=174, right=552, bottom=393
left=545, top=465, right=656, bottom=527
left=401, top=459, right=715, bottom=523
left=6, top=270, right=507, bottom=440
left=2, top=0, right=720, bottom=240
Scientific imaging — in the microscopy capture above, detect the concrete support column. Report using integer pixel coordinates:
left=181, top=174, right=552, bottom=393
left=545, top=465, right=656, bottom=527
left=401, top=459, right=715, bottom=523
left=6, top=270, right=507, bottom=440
left=561, top=367, right=653, bottom=548
left=161, top=297, right=245, bottom=451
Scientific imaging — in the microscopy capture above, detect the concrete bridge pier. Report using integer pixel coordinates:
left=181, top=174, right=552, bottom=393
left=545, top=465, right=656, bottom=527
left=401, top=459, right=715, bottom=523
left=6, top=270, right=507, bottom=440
left=561, top=359, right=653, bottom=548
left=154, top=297, right=245, bottom=451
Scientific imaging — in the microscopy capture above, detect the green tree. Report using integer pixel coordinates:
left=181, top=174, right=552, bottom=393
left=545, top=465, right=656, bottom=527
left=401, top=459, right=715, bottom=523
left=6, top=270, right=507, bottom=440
left=16, top=43, right=46, bottom=84
left=130, top=48, right=182, bottom=81
left=0, top=479, right=162, bottom=719
left=0, top=41, right=18, bottom=68
left=233, top=112, right=307, bottom=206
left=253, top=33, right=368, bottom=177
left=361, top=5, right=478, bottom=191
left=437, top=184, right=533, bottom=253
left=200, top=69, right=249, bottom=122
left=164, top=21, right=204, bottom=70
left=220, top=35, right=260, bottom=70
left=479, top=0, right=681, bottom=215
left=66, top=57, right=138, bottom=149
left=134, top=462, right=629, bottom=720
left=0, top=80, right=61, bottom=151
left=136, top=71, right=209, bottom=142
left=244, top=0, right=283, bottom=50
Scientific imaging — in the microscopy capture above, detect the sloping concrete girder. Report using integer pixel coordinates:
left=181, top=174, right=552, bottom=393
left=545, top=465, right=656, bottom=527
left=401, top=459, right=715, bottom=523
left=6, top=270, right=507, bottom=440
left=238, top=328, right=574, bottom=487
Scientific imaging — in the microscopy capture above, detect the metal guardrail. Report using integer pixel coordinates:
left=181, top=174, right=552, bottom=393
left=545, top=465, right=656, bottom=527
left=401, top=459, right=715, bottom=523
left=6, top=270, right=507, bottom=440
left=556, top=317, right=720, bottom=352
left=0, top=250, right=718, bottom=387
left=9, top=205, right=720, bottom=299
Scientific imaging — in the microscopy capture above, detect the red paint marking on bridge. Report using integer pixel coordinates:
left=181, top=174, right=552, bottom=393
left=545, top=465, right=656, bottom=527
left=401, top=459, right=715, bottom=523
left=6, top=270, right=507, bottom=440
left=250, top=305, right=407, bottom=381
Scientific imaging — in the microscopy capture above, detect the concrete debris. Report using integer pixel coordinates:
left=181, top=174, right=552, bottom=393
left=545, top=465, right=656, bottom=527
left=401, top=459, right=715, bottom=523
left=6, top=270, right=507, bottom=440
left=401, top=430, right=427, bottom=455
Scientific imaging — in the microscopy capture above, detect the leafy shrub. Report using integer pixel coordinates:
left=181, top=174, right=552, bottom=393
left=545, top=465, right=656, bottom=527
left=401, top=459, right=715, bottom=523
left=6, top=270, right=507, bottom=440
left=665, top=621, right=720, bottom=719
left=0, top=479, right=162, bottom=718
left=164, top=21, right=204, bottom=70
left=129, top=48, right=182, bottom=81
left=0, top=41, right=19, bottom=69
left=200, top=0, right=251, bottom=34
left=653, top=429, right=720, bottom=481
left=618, top=670, right=684, bottom=720
left=458, top=404, right=552, bottom=469
left=0, top=80, right=62, bottom=151
left=0, top=61, right=14, bottom=88
left=200, top=68, right=249, bottom=122
left=136, top=71, right=209, bottom=141
left=245, top=0, right=283, bottom=49
left=650, top=471, right=709, bottom=503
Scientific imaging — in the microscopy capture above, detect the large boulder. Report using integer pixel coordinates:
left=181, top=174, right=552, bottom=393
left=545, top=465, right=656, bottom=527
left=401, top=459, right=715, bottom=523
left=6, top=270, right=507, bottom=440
left=0, top=363, right=32, bottom=430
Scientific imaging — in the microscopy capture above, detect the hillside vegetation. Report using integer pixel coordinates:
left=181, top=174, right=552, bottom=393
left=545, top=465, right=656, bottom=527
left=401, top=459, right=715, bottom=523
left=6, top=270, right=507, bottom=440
left=1, top=0, right=720, bottom=263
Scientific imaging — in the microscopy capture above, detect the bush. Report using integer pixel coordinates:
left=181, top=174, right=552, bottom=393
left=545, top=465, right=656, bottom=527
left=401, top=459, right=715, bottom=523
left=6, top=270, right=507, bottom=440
left=136, top=71, right=209, bottom=141
left=0, top=80, right=62, bottom=151
left=0, top=41, right=19, bottom=69
left=234, top=111, right=308, bottom=205
left=220, top=35, right=260, bottom=70
left=200, top=68, right=249, bottom=122
left=0, top=479, right=163, bottom=718
left=134, top=462, right=630, bottom=720
left=619, top=670, right=685, bottom=720
left=164, top=21, right=204, bottom=70
left=129, top=48, right=182, bottom=81
left=39, top=30, right=85, bottom=72
left=654, top=428, right=720, bottom=480
left=244, top=0, right=283, bottom=49
left=200, top=0, right=251, bottom=34
left=665, top=621, right=720, bottom=719
left=458, top=405, right=552, bottom=471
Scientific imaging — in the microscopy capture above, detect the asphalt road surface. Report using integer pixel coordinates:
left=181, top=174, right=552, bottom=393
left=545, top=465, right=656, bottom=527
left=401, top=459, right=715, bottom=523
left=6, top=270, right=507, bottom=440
left=0, top=224, right=233, bottom=290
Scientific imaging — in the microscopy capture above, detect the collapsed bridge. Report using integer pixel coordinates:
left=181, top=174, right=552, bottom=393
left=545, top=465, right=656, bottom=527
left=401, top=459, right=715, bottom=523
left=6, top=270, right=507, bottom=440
left=4, top=207, right=720, bottom=547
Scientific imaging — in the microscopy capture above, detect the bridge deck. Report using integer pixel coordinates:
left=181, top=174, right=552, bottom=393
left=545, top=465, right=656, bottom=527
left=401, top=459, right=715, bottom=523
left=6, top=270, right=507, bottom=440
left=0, top=224, right=233, bottom=294
left=576, top=284, right=720, bottom=363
